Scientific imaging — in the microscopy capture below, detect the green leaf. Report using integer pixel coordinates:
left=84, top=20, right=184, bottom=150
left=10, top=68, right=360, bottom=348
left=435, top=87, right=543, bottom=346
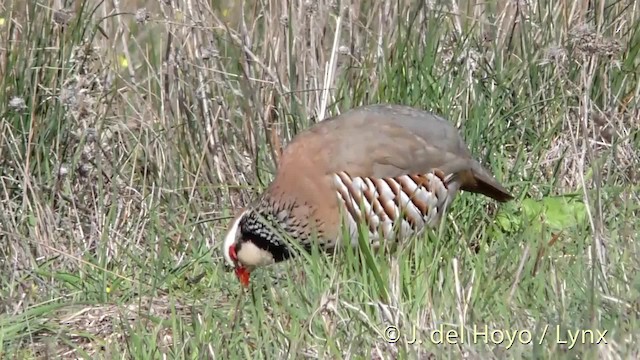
left=542, top=196, right=588, bottom=230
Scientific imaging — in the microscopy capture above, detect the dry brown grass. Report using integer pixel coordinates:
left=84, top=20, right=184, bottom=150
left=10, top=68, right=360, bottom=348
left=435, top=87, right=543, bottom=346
left=1, top=0, right=639, bottom=358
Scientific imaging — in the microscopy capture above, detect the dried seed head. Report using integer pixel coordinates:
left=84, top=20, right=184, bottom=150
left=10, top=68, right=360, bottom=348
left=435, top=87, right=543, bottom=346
left=200, top=46, right=219, bottom=60
left=279, top=15, right=288, bottom=27
left=136, top=8, right=150, bottom=24
left=539, top=45, right=568, bottom=67
left=482, top=31, right=495, bottom=44
left=569, top=24, right=623, bottom=57
left=53, top=9, right=74, bottom=26
left=545, top=46, right=567, bottom=61
left=9, top=97, right=27, bottom=110
left=304, top=1, right=317, bottom=16
left=58, top=163, right=70, bottom=177
left=77, top=163, right=91, bottom=177
left=84, top=128, right=97, bottom=143
left=329, top=1, right=339, bottom=12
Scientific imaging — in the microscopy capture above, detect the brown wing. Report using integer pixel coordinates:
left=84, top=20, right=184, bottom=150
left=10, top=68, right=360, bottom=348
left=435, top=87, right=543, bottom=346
left=277, top=104, right=512, bottom=202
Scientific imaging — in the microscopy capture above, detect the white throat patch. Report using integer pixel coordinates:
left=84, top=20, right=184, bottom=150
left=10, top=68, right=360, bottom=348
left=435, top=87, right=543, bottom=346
left=222, top=209, right=248, bottom=267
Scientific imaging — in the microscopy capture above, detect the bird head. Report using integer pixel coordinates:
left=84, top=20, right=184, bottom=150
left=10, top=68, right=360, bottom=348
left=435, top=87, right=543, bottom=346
left=222, top=209, right=276, bottom=287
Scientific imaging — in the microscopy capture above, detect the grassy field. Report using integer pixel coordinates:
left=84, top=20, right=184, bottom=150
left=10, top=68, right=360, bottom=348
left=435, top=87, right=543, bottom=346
left=1, top=0, right=639, bottom=358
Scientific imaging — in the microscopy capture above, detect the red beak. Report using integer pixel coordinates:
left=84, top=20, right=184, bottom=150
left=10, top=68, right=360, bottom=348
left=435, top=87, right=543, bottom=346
left=229, top=244, right=250, bottom=287
left=235, top=266, right=250, bottom=287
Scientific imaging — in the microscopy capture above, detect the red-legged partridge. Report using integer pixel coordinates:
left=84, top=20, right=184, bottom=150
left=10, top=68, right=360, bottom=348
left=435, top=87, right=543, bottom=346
left=223, top=104, right=513, bottom=286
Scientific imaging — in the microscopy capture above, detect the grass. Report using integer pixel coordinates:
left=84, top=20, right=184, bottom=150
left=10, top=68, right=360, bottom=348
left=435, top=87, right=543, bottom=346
left=1, top=0, right=639, bottom=358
